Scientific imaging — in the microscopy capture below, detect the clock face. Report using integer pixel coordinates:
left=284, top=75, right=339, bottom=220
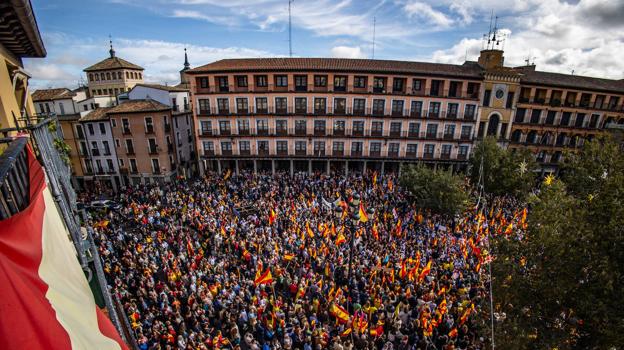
left=495, top=89, right=505, bottom=99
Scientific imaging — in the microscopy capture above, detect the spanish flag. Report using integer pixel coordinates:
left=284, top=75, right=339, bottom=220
left=371, top=221, right=379, bottom=240
left=268, top=209, right=277, bottom=225
left=335, top=232, right=346, bottom=246
left=340, top=328, right=352, bottom=337
left=330, top=304, right=350, bottom=324
left=358, top=203, right=369, bottom=223
left=372, top=172, right=378, bottom=187
left=418, top=260, right=432, bottom=282
left=223, top=169, right=231, bottom=181
left=459, top=303, right=474, bottom=326
left=306, top=222, right=315, bottom=238
left=388, top=179, right=394, bottom=191
left=504, top=222, right=513, bottom=235
left=254, top=269, right=273, bottom=286
left=93, top=220, right=110, bottom=229
left=283, top=253, right=295, bottom=262
left=242, top=248, right=251, bottom=261
left=399, top=260, right=407, bottom=279
left=448, top=328, right=458, bottom=338
left=186, top=239, right=194, bottom=256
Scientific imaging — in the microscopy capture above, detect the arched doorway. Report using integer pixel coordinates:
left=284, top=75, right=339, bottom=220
left=487, top=114, right=500, bottom=137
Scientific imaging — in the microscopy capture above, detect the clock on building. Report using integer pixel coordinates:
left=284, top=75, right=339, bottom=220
left=495, top=88, right=505, bottom=99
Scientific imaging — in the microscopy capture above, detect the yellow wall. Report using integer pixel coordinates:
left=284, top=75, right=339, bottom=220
left=0, top=43, right=37, bottom=130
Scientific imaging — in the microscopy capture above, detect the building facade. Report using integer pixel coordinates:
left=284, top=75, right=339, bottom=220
left=188, top=58, right=483, bottom=175
left=108, top=99, right=180, bottom=185
left=188, top=52, right=624, bottom=176
left=83, top=42, right=144, bottom=99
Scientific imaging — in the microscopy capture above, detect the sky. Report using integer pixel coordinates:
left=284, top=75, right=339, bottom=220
left=24, top=0, right=624, bottom=90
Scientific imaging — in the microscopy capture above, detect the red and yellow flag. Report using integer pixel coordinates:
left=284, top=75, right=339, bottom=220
left=268, top=209, right=277, bottom=225
left=418, top=260, right=432, bottom=282
left=335, top=232, right=346, bottom=246
left=358, top=203, right=369, bottom=223
left=283, top=253, right=295, bottom=262
left=254, top=269, right=273, bottom=286
left=459, top=304, right=475, bottom=326
left=448, top=328, right=458, bottom=338
left=371, top=221, right=379, bottom=240
left=330, top=304, right=350, bottom=324
left=306, top=222, right=315, bottom=238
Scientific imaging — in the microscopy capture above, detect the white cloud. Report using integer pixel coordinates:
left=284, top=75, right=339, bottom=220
left=171, top=10, right=236, bottom=26
left=24, top=34, right=276, bottom=90
left=404, top=1, right=454, bottom=29
left=331, top=46, right=366, bottom=59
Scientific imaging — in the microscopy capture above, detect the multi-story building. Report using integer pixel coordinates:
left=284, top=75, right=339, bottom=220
left=508, top=66, right=624, bottom=173
left=188, top=58, right=483, bottom=175
left=108, top=99, right=180, bottom=185
left=83, top=41, right=144, bottom=99
left=0, top=0, right=46, bottom=130
left=77, top=107, right=121, bottom=191
left=128, top=83, right=197, bottom=177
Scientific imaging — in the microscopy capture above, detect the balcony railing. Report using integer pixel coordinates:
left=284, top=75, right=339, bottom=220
left=295, top=149, right=307, bottom=156
left=146, top=125, right=154, bottom=134
left=369, top=150, right=381, bottom=157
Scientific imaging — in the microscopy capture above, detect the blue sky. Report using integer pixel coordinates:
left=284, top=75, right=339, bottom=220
left=25, top=0, right=624, bottom=90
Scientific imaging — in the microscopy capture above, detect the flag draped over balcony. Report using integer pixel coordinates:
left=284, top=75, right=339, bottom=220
left=0, top=142, right=127, bottom=350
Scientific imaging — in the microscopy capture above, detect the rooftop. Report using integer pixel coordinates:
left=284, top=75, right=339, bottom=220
left=79, top=107, right=112, bottom=122
left=0, top=0, right=46, bottom=58
left=515, top=66, right=624, bottom=94
left=133, top=83, right=189, bottom=93
left=107, top=99, right=170, bottom=114
left=187, top=58, right=484, bottom=79
left=84, top=56, right=144, bottom=72
left=31, top=88, right=75, bottom=102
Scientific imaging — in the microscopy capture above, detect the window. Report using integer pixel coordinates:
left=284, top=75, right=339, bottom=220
left=107, top=159, right=114, bottom=172
left=199, top=99, right=210, bottom=113
left=392, top=78, right=405, bottom=92
left=515, top=108, right=526, bottom=123
left=236, top=97, right=249, bottom=113
left=314, top=120, right=326, bottom=133
left=151, top=159, right=160, bottom=173
left=545, top=111, right=556, bottom=125
left=461, top=125, right=472, bottom=139
left=560, top=112, right=571, bottom=126
left=295, top=120, right=307, bottom=134
left=217, top=76, right=229, bottom=92
left=575, top=113, right=586, bottom=127
left=408, top=122, right=420, bottom=135
left=295, top=141, right=306, bottom=153
left=59, top=103, right=65, bottom=115
left=129, top=159, right=138, bottom=173
left=371, top=121, right=383, bottom=135
left=388, top=143, right=400, bottom=155
left=447, top=103, right=459, bottom=118
left=334, top=76, right=347, bottom=91
left=236, top=75, right=248, bottom=87
left=119, top=158, right=124, bottom=167
left=257, top=119, right=269, bottom=133
left=221, top=141, right=232, bottom=152
left=441, top=144, right=452, bottom=156
left=238, top=119, right=249, bottom=133
left=444, top=124, right=455, bottom=138
left=429, top=102, right=441, bottom=117
left=198, top=77, right=208, bottom=89
left=411, top=101, right=423, bottom=116
left=200, top=121, right=212, bottom=135
left=589, top=114, right=600, bottom=128
left=314, top=98, right=326, bottom=114
left=424, top=144, right=435, bottom=155
left=390, top=122, right=402, bottom=136
left=334, top=98, right=346, bottom=113
left=353, top=121, right=364, bottom=134
left=354, top=76, right=367, bottom=88
left=314, top=75, right=327, bottom=87
left=111, top=119, right=117, bottom=128
left=506, top=92, right=515, bottom=109
left=145, top=117, right=154, bottom=133
left=256, top=97, right=268, bottom=112
left=406, top=144, right=418, bottom=156
left=276, top=141, right=288, bottom=153
left=91, top=141, right=99, bottom=156
left=295, top=75, right=307, bottom=91
left=483, top=89, right=492, bottom=107
left=239, top=141, right=250, bottom=152
left=353, top=99, right=366, bottom=113
left=372, top=99, right=385, bottom=114
left=530, top=109, right=542, bottom=124
left=219, top=121, right=231, bottom=134
left=370, top=142, right=381, bottom=153
left=314, top=141, right=325, bottom=155
left=295, top=97, right=307, bottom=113
left=276, top=120, right=288, bottom=133
left=464, top=104, right=476, bottom=119
left=106, top=72, right=111, bottom=80
left=332, top=141, right=344, bottom=153
left=203, top=141, right=214, bottom=152
left=373, top=77, right=386, bottom=92
left=275, top=97, right=288, bottom=113
left=103, top=140, right=111, bottom=155
left=88, top=124, right=94, bottom=135
left=352, top=141, right=363, bottom=153
left=334, top=120, right=346, bottom=133
left=275, top=75, right=288, bottom=87
left=125, top=139, right=134, bottom=154
left=426, top=124, right=438, bottom=137
left=388, top=99, right=403, bottom=115
left=255, top=75, right=268, bottom=87
left=430, top=80, right=441, bottom=96
left=217, top=98, right=229, bottom=113
left=412, top=79, right=423, bottom=91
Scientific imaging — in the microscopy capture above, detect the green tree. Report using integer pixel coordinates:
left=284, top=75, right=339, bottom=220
left=470, top=136, right=536, bottom=198
left=399, top=164, right=471, bottom=216
left=491, top=136, right=624, bottom=349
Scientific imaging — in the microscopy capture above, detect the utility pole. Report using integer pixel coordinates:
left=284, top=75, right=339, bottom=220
left=288, top=0, right=294, bottom=57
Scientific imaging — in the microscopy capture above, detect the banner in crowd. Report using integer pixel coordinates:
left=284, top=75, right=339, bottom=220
left=0, top=142, right=127, bottom=350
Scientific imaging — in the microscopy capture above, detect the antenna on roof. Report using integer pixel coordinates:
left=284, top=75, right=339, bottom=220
left=571, top=69, right=575, bottom=75
left=372, top=16, right=376, bottom=59
left=288, top=0, right=294, bottom=57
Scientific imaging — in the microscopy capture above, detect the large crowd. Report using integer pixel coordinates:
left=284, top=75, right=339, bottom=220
left=90, top=171, right=527, bottom=350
